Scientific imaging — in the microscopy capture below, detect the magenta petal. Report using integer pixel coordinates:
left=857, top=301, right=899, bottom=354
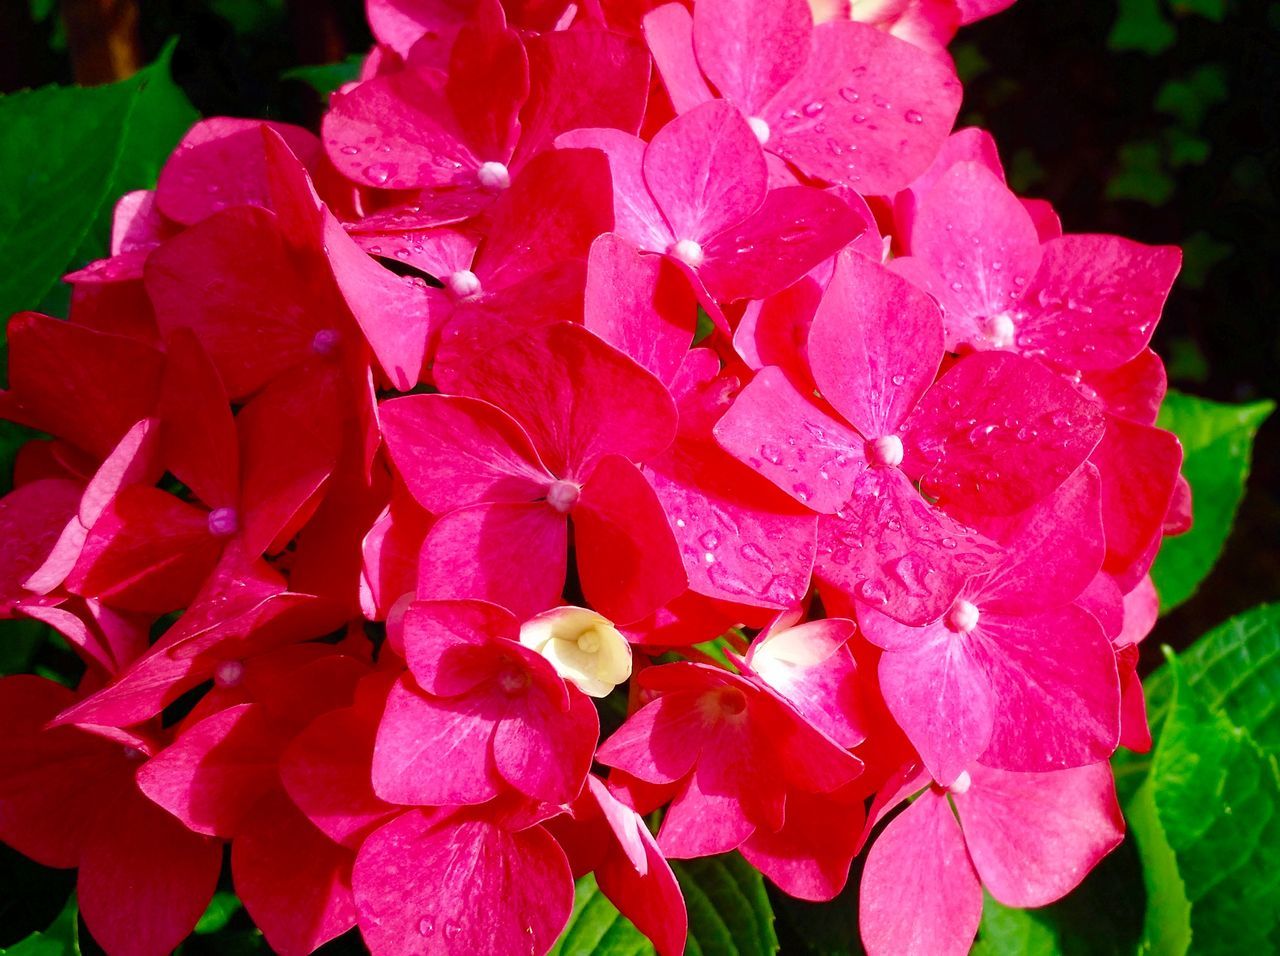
left=232, top=790, right=356, bottom=956
left=643, top=3, right=715, bottom=114
left=904, top=350, right=1106, bottom=516
left=518, top=29, right=651, bottom=162
left=353, top=811, right=573, bottom=956
left=740, top=786, right=864, bottom=901
left=583, top=233, right=697, bottom=385
left=322, top=211, right=437, bottom=391
left=595, top=693, right=704, bottom=785
left=699, top=185, right=862, bottom=301
left=955, top=762, right=1124, bottom=907
left=1092, top=415, right=1182, bottom=579
left=78, top=788, right=222, bottom=956
left=159, top=331, right=238, bottom=510
left=764, top=21, right=962, bottom=194
left=450, top=322, right=679, bottom=479
left=417, top=502, right=567, bottom=620
left=859, top=789, right=982, bottom=956
left=367, top=0, right=464, bottom=56
left=136, top=703, right=280, bottom=837
left=713, top=365, right=867, bottom=514
left=0, top=479, right=82, bottom=613
left=659, top=762, right=760, bottom=858
left=381, top=394, right=551, bottom=512
left=693, top=0, right=811, bottom=115
left=280, top=704, right=398, bottom=848
left=643, top=101, right=768, bottom=245
left=747, top=619, right=863, bottom=747
left=973, top=606, right=1121, bottom=772
left=973, top=464, right=1105, bottom=614
left=912, top=162, right=1042, bottom=350
left=371, top=676, right=500, bottom=806
left=492, top=687, right=597, bottom=803
left=444, top=7, right=528, bottom=163
left=808, top=250, right=943, bottom=437
left=1014, top=235, right=1182, bottom=370
left=322, top=69, right=479, bottom=191
left=401, top=599, right=522, bottom=696
left=575, top=455, right=688, bottom=625
left=556, top=127, right=672, bottom=251
left=876, top=617, right=996, bottom=785
left=817, top=467, right=1002, bottom=626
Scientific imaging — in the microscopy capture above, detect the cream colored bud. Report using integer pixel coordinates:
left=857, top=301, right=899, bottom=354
left=519, top=606, right=632, bottom=698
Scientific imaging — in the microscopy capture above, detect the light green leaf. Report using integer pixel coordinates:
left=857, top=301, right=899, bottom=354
left=548, top=875, right=654, bottom=956
left=1128, top=652, right=1280, bottom=955
left=675, top=854, right=778, bottom=956
left=194, top=891, right=243, bottom=935
left=1151, top=391, right=1273, bottom=612
left=0, top=893, right=79, bottom=956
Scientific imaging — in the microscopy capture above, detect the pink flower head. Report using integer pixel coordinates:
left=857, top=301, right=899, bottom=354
left=382, top=321, right=687, bottom=623
left=597, top=661, right=863, bottom=858
left=559, top=100, right=864, bottom=304
left=643, top=0, right=963, bottom=193
left=858, top=466, right=1122, bottom=784
left=860, top=760, right=1123, bottom=956
left=372, top=600, right=599, bottom=806
left=715, top=249, right=1105, bottom=623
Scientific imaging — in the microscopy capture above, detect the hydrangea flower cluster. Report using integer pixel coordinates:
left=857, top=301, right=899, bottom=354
left=0, top=0, right=1187, bottom=953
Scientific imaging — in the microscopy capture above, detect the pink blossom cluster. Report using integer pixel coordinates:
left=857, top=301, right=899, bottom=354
left=0, top=0, right=1187, bottom=953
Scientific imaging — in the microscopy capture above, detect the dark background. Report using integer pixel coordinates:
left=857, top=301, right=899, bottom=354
left=0, top=1, right=1275, bottom=953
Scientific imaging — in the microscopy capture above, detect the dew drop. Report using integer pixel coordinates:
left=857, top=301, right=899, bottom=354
left=904, top=109, right=924, bottom=124
left=362, top=162, right=398, bottom=185
left=802, top=101, right=824, bottom=117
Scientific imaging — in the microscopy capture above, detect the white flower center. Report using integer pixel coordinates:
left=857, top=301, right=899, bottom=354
left=476, top=161, right=511, bottom=190
left=669, top=238, right=705, bottom=268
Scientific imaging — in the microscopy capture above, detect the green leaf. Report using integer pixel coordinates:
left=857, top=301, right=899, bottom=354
left=0, top=893, right=78, bottom=956
left=675, top=854, right=778, bottom=956
left=1108, top=0, right=1175, bottom=54
left=194, top=892, right=243, bottom=936
left=1151, top=391, right=1273, bottom=612
left=0, top=42, right=197, bottom=334
left=1127, top=652, right=1280, bottom=955
left=548, top=875, right=654, bottom=956
left=283, top=55, right=366, bottom=97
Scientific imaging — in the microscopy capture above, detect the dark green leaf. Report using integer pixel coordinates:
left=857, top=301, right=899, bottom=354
left=674, top=854, right=778, bottom=956
left=283, top=56, right=366, bottom=97
left=548, top=875, right=654, bottom=956
left=1108, top=0, right=1176, bottom=54
left=1151, top=392, right=1273, bottom=612
left=194, top=892, right=242, bottom=936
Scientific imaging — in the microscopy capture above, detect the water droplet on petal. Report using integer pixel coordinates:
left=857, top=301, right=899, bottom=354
left=904, top=109, right=924, bottom=124
left=363, top=162, right=398, bottom=185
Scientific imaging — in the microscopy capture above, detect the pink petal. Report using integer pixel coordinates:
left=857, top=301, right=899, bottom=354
left=583, top=233, right=697, bottom=385
left=443, top=5, right=528, bottom=163
left=400, top=599, right=523, bottom=697
left=381, top=394, right=551, bottom=512
left=556, top=127, right=672, bottom=251
left=912, top=162, right=1042, bottom=350
left=236, top=366, right=342, bottom=556
left=904, top=350, right=1106, bottom=516
left=78, top=786, right=222, bottom=956
left=493, top=686, right=597, bottom=803
left=746, top=619, right=863, bottom=746
left=893, top=126, right=1004, bottom=248
left=970, top=463, right=1105, bottom=614
left=0, top=479, right=82, bottom=613
left=1014, top=235, right=1182, bottom=371
left=713, top=365, right=868, bottom=514
left=475, top=147, right=614, bottom=290
left=699, top=185, right=863, bottom=301
left=764, top=21, right=962, bottom=194
left=136, top=703, right=281, bottom=837
left=733, top=275, right=822, bottom=380
left=859, top=788, right=982, bottom=956
left=156, top=117, right=320, bottom=225
left=955, top=762, right=1124, bottom=907
left=808, top=250, right=943, bottom=437
left=159, top=330, right=238, bottom=510
left=110, top=189, right=174, bottom=256
left=974, top=605, right=1121, bottom=772
left=0, top=312, right=164, bottom=460
left=449, top=322, right=679, bottom=478
left=353, top=811, right=572, bottom=956
left=322, top=210, right=438, bottom=391
left=643, top=101, right=768, bottom=245
left=595, top=693, right=704, bottom=785
left=517, top=29, right=651, bottom=162
left=367, top=0, right=466, bottom=57
left=692, top=0, right=812, bottom=115
left=416, top=501, right=567, bottom=620
left=280, top=702, right=398, bottom=848
left=575, top=454, right=688, bottom=625
left=372, top=676, right=500, bottom=806
left=232, top=790, right=357, bottom=956
left=817, top=467, right=1002, bottom=626
left=1083, top=347, right=1167, bottom=425
left=741, top=785, right=864, bottom=901
left=322, top=69, right=480, bottom=190
left=659, top=757, right=761, bottom=857
left=875, top=616, right=996, bottom=785
left=643, top=3, right=715, bottom=114
left=1092, top=415, right=1183, bottom=580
